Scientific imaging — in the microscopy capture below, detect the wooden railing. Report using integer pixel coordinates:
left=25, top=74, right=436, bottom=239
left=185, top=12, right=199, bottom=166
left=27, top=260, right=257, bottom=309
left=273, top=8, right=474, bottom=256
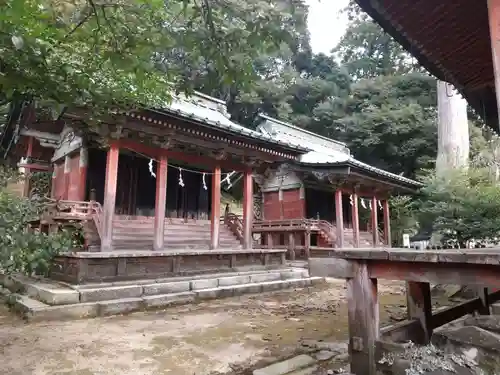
left=314, top=220, right=337, bottom=246
left=37, top=199, right=104, bottom=240
left=223, top=213, right=244, bottom=243
left=89, top=201, right=103, bottom=239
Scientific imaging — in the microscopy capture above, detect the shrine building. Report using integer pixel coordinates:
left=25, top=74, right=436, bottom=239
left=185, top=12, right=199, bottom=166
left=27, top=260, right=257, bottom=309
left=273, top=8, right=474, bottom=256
left=1, top=92, right=419, bottom=282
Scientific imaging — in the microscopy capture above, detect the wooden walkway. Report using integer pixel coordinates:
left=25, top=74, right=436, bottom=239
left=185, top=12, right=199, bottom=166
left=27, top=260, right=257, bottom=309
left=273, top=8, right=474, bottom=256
left=310, top=248, right=500, bottom=375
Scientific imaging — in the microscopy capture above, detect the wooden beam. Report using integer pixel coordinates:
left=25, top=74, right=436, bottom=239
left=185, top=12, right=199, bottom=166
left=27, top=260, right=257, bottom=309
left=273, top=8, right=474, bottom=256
left=406, top=282, right=433, bottom=344
left=488, top=0, right=500, bottom=126
left=118, top=139, right=245, bottom=171
left=347, top=261, right=379, bottom=375
left=101, top=143, right=119, bottom=251
left=335, top=189, right=344, bottom=247
left=369, top=260, right=500, bottom=288
left=153, top=155, right=168, bottom=251
left=351, top=192, right=360, bottom=248
left=210, top=165, right=221, bottom=249
left=243, top=169, right=253, bottom=249
left=309, top=257, right=354, bottom=279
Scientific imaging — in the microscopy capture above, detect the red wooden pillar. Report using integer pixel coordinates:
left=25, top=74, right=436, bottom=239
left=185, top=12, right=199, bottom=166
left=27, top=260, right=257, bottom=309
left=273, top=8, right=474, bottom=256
left=371, top=196, right=379, bottom=247
left=351, top=192, right=360, bottom=248
left=78, top=148, right=88, bottom=201
left=23, top=136, right=34, bottom=197
left=210, top=165, right=221, bottom=249
left=335, top=189, right=344, bottom=248
left=242, top=168, right=253, bottom=249
left=63, top=155, right=71, bottom=199
left=101, top=143, right=120, bottom=251
left=488, top=0, right=500, bottom=119
left=153, top=156, right=168, bottom=251
left=50, top=167, right=57, bottom=198
left=382, top=199, right=391, bottom=247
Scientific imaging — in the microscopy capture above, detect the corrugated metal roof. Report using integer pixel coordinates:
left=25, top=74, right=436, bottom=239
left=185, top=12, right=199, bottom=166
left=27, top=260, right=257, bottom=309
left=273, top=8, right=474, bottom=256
left=155, top=93, right=308, bottom=153
left=257, top=114, right=420, bottom=187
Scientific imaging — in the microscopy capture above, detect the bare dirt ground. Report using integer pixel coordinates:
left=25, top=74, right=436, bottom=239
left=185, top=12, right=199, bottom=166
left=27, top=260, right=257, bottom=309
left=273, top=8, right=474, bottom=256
left=0, top=279, right=422, bottom=375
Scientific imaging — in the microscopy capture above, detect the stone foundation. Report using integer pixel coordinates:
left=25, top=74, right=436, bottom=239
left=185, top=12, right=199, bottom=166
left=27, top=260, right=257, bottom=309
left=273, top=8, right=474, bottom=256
left=51, top=249, right=286, bottom=284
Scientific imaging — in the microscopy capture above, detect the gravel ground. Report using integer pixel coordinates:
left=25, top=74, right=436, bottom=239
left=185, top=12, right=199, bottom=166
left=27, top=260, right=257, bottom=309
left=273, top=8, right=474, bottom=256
left=0, top=279, right=409, bottom=375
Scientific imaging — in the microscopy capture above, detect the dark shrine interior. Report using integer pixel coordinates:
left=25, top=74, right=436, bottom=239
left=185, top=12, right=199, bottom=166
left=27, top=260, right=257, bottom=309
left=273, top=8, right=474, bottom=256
left=85, top=148, right=224, bottom=219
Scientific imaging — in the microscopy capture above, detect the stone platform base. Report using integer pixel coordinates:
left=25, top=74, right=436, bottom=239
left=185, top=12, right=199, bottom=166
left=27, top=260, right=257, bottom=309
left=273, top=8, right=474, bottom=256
left=51, top=249, right=287, bottom=284
left=1, top=268, right=323, bottom=321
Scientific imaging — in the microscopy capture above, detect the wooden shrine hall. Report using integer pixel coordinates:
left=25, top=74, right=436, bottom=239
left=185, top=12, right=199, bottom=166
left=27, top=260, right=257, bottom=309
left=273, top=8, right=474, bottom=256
left=252, top=115, right=420, bottom=257
left=2, top=93, right=310, bottom=282
left=3, top=90, right=420, bottom=282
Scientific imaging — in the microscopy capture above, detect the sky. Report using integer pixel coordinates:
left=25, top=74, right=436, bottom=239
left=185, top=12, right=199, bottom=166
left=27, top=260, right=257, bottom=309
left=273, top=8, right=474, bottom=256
left=305, top=0, right=350, bottom=54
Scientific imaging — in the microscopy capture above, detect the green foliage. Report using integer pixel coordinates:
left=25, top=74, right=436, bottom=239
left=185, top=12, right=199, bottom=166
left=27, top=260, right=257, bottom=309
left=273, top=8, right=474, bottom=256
left=418, top=168, right=500, bottom=246
left=334, top=11, right=414, bottom=79
left=29, top=171, right=51, bottom=198
left=0, top=167, right=75, bottom=277
left=1, top=0, right=301, bottom=114
left=389, top=195, right=418, bottom=246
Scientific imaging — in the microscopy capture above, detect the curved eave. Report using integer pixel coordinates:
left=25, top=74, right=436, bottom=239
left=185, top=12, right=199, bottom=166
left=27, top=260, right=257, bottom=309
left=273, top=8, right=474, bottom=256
left=298, top=160, right=422, bottom=193
left=149, top=108, right=309, bottom=158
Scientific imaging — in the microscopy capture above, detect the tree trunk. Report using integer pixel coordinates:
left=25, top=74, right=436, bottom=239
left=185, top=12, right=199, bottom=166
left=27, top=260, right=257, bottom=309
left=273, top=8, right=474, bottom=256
left=436, top=80, right=470, bottom=176
left=434, top=81, right=472, bottom=298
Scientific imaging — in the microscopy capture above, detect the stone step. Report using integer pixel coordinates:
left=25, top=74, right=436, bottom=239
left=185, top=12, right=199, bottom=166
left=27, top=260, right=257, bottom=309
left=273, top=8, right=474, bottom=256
left=8, top=274, right=324, bottom=321
left=253, top=354, right=316, bottom=375
left=78, top=269, right=309, bottom=303
left=8, top=268, right=309, bottom=306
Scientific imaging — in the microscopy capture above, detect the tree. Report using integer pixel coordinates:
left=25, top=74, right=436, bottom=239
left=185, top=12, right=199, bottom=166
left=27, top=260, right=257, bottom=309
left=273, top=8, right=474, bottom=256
left=334, top=1, right=415, bottom=80
left=1, top=0, right=305, bottom=114
left=418, top=168, right=500, bottom=247
left=436, top=81, right=469, bottom=176
left=334, top=73, right=438, bottom=178
left=0, top=167, right=74, bottom=276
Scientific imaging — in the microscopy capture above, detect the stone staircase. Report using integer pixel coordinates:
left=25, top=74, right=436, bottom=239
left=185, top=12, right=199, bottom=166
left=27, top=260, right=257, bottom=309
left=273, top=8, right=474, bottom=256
left=105, top=217, right=242, bottom=250
left=2, top=268, right=323, bottom=322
